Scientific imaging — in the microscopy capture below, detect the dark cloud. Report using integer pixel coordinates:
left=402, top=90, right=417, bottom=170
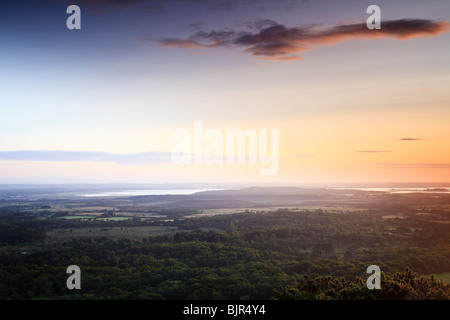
left=0, top=150, right=172, bottom=166
left=160, top=19, right=450, bottom=60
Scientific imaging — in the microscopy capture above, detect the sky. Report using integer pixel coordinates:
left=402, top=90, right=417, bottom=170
left=0, top=0, right=449, bottom=185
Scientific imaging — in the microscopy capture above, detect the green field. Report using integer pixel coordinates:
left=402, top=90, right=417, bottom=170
left=436, top=272, right=450, bottom=283
left=95, top=217, right=131, bottom=221
left=57, top=215, right=131, bottom=221
left=57, top=215, right=95, bottom=220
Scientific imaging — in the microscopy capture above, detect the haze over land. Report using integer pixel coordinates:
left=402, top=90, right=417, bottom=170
left=2, top=183, right=450, bottom=209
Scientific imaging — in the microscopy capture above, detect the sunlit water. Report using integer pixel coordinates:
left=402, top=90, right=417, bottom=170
left=81, top=188, right=224, bottom=197
left=330, top=187, right=450, bottom=194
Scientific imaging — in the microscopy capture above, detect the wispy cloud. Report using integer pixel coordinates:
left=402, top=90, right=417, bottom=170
left=188, top=21, right=207, bottom=30
left=397, top=138, right=426, bottom=141
left=0, top=150, right=172, bottom=166
left=160, top=19, right=450, bottom=60
left=368, top=162, right=450, bottom=169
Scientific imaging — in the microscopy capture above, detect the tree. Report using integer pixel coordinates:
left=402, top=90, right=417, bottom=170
left=272, top=269, right=450, bottom=300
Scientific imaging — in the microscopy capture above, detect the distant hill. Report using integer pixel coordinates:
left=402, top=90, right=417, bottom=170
left=128, top=186, right=380, bottom=209
left=195, top=186, right=370, bottom=196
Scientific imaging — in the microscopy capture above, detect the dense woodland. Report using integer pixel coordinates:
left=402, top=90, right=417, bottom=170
left=1, top=202, right=450, bottom=299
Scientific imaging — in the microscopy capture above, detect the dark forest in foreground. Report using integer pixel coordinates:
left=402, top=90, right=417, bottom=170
left=1, top=186, right=450, bottom=299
